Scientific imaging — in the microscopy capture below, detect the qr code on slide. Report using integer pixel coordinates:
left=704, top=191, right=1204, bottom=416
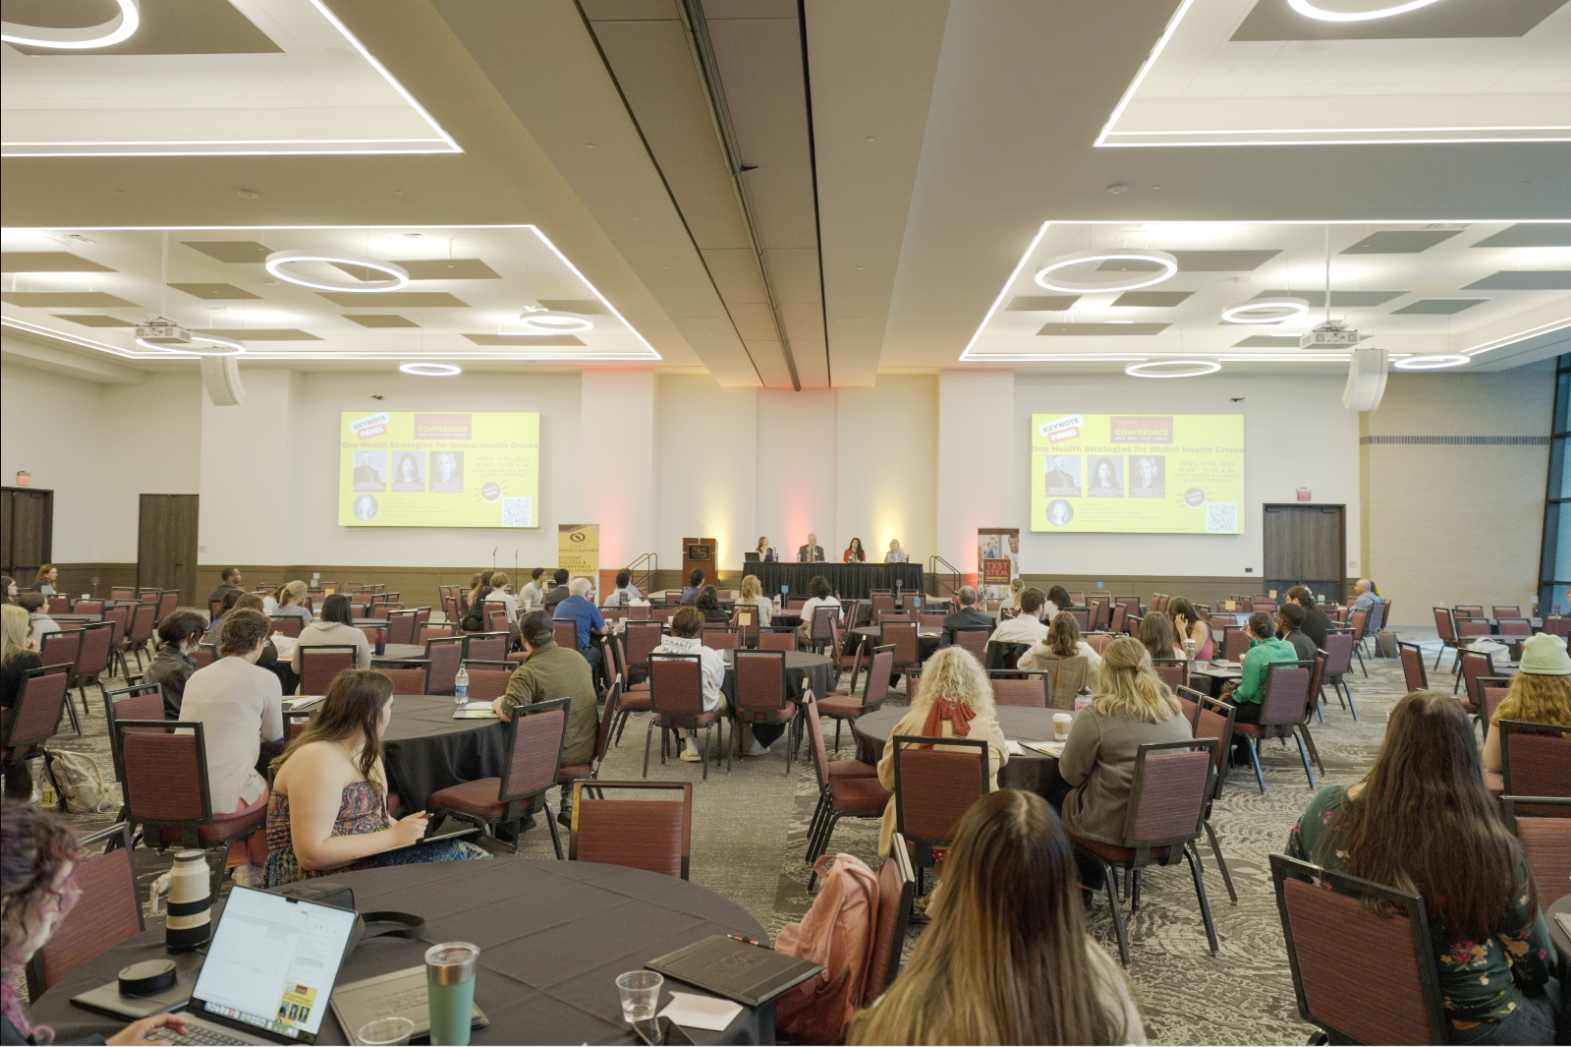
left=501, top=497, right=533, bottom=527
left=1206, top=503, right=1239, bottom=534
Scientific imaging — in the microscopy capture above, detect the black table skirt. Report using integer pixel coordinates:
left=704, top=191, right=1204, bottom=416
left=719, top=650, right=835, bottom=705
left=28, top=860, right=772, bottom=1046
left=852, top=705, right=1066, bottom=800
left=383, top=696, right=508, bottom=811
left=742, top=563, right=923, bottom=601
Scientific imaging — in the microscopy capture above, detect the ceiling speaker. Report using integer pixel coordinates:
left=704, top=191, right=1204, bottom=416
left=1342, top=345, right=1388, bottom=412
left=200, top=355, right=245, bottom=407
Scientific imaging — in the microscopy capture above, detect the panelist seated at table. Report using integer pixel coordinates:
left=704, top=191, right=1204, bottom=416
left=680, top=568, right=706, bottom=606
left=939, top=586, right=994, bottom=648
left=1481, top=633, right=1571, bottom=775
left=797, top=534, right=826, bottom=563
left=755, top=536, right=777, bottom=562
left=651, top=607, right=732, bottom=762
left=293, top=593, right=373, bottom=679
left=1052, top=638, right=1190, bottom=862
left=884, top=538, right=909, bottom=564
left=843, top=537, right=866, bottom=563
left=1, top=800, right=197, bottom=1046
left=270, top=580, right=314, bottom=622
left=495, top=611, right=600, bottom=826
left=796, top=576, right=843, bottom=641
left=266, top=670, right=488, bottom=887
left=602, top=569, right=645, bottom=608
left=1287, top=692, right=1561, bottom=1046
left=845, top=790, right=1144, bottom=1046
left=875, top=647, right=1008, bottom=857
left=990, top=587, right=1050, bottom=646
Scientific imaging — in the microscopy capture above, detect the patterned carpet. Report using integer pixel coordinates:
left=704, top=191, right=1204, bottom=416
left=36, top=626, right=1440, bottom=1045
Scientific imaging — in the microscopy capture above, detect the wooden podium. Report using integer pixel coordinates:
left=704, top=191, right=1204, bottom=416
left=682, top=537, right=717, bottom=584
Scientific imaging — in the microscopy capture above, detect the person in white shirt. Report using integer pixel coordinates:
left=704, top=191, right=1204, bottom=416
left=602, top=569, right=645, bottom=608
left=18, top=594, right=59, bottom=641
left=650, top=607, right=727, bottom=763
left=1020, top=610, right=1103, bottom=675
left=292, top=593, right=373, bottom=685
left=991, top=587, right=1049, bottom=646
left=885, top=539, right=909, bottom=564
left=796, top=575, right=842, bottom=642
left=485, top=570, right=520, bottom=625
left=518, top=567, right=546, bottom=615
left=732, top=574, right=772, bottom=628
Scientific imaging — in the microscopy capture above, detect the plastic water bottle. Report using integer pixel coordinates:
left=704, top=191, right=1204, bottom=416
left=1074, top=685, right=1093, bottom=718
left=454, top=665, right=470, bottom=709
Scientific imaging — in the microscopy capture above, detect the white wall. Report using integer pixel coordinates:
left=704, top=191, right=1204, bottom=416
left=582, top=370, right=656, bottom=569
left=654, top=375, right=758, bottom=565
left=937, top=370, right=1017, bottom=573
left=835, top=374, right=937, bottom=563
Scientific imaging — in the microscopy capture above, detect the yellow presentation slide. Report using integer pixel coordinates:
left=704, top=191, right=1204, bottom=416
left=338, top=411, right=540, bottom=528
left=1029, top=413, right=1245, bottom=535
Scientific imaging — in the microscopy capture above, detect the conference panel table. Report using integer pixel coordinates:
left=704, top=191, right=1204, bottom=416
left=742, top=562, right=923, bottom=601
left=30, top=860, right=773, bottom=1046
left=852, top=705, right=1066, bottom=799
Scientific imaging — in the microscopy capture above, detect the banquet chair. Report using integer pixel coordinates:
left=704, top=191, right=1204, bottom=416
left=207, top=599, right=225, bottom=620
left=101, top=604, right=131, bottom=677
left=103, top=683, right=165, bottom=798
left=464, top=631, right=510, bottom=662
left=37, top=631, right=83, bottom=733
left=1070, top=738, right=1220, bottom=965
left=194, top=643, right=216, bottom=670
left=1221, top=628, right=1249, bottom=664
left=820, top=646, right=895, bottom=754
left=1270, top=854, right=1447, bottom=1046
left=381, top=666, right=429, bottom=696
left=1348, top=610, right=1370, bottom=676
left=72, top=620, right=116, bottom=711
left=990, top=674, right=1048, bottom=708
left=870, top=591, right=895, bottom=618
left=1193, top=695, right=1239, bottom=904
left=299, top=646, right=358, bottom=696
left=557, top=678, right=623, bottom=791
left=25, top=824, right=139, bottom=998
left=1430, top=607, right=1461, bottom=669
left=570, top=780, right=692, bottom=880
left=155, top=590, right=180, bottom=623
left=623, top=620, right=665, bottom=682
left=1231, top=661, right=1317, bottom=793
left=419, top=624, right=455, bottom=643
left=386, top=609, right=420, bottom=646
left=427, top=698, right=568, bottom=857
left=1497, top=721, right=1571, bottom=811
left=486, top=606, right=511, bottom=633
left=1069, top=608, right=1090, bottom=632
left=702, top=628, right=741, bottom=652
left=866, top=835, right=917, bottom=1001
left=460, top=660, right=513, bottom=702
left=1150, top=657, right=1189, bottom=692
left=1493, top=605, right=1522, bottom=620
left=919, top=612, right=945, bottom=628
left=1498, top=797, right=1571, bottom=890
left=1086, top=597, right=1110, bottom=632
left=729, top=650, right=797, bottom=774
left=270, top=616, right=304, bottom=639
left=645, top=654, right=724, bottom=781
left=2, top=666, right=73, bottom=793
left=803, top=697, right=890, bottom=889
left=608, top=638, right=652, bottom=746
left=423, top=635, right=464, bottom=694
left=881, top=621, right=920, bottom=689
left=1497, top=618, right=1532, bottom=637
left=110, top=587, right=136, bottom=600
left=120, top=601, right=158, bottom=673
left=1084, top=632, right=1117, bottom=655
left=758, top=628, right=798, bottom=652
left=891, top=736, right=991, bottom=893
left=1318, top=632, right=1358, bottom=719
left=1456, top=649, right=1498, bottom=718
left=1397, top=641, right=1428, bottom=693
left=953, top=628, right=989, bottom=664
left=117, top=721, right=269, bottom=896
left=1108, top=604, right=1128, bottom=636
left=1477, top=676, right=1513, bottom=751
left=552, top=619, right=578, bottom=651
left=730, top=607, right=760, bottom=647
left=808, top=605, right=841, bottom=657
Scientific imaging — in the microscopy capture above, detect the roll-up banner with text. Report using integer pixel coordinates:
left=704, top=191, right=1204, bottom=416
left=558, top=524, right=599, bottom=581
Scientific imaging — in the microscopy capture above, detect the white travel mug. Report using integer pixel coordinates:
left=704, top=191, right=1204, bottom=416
left=150, top=850, right=211, bottom=952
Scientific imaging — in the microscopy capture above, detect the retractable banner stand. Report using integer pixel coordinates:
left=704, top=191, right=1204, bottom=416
left=558, top=525, right=599, bottom=582
left=977, top=528, right=1020, bottom=601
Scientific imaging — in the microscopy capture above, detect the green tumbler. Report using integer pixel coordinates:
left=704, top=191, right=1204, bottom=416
left=424, top=942, right=478, bottom=1046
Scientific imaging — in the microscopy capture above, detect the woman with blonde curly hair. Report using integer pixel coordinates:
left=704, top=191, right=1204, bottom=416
left=874, top=645, right=1009, bottom=857
left=1482, top=633, right=1570, bottom=774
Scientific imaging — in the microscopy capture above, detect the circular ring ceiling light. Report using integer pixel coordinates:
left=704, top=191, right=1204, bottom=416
left=516, top=313, right=594, bottom=334
left=1287, top=0, right=1445, bottom=21
left=1220, top=297, right=1311, bottom=324
left=1124, top=359, right=1221, bottom=379
left=1393, top=353, right=1468, bottom=371
left=1034, top=249, right=1178, bottom=293
left=2, top=0, right=140, bottom=49
left=264, top=251, right=410, bottom=293
left=400, top=362, right=462, bottom=377
left=136, top=334, right=245, bottom=357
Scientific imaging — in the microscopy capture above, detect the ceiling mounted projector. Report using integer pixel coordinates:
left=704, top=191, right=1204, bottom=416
left=1301, top=320, right=1360, bottom=350
left=135, top=318, right=192, bottom=344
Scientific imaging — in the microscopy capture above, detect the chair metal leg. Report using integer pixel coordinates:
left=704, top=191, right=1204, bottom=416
left=1299, top=723, right=1326, bottom=776
left=805, top=793, right=830, bottom=861
left=784, top=721, right=793, bottom=776
left=833, top=720, right=841, bottom=754
left=1095, top=856, right=1130, bottom=966
left=642, top=720, right=655, bottom=778
left=1353, top=646, right=1367, bottom=677
left=543, top=800, right=563, bottom=859
left=1184, top=843, right=1220, bottom=957
left=807, top=813, right=843, bottom=892
left=1203, top=818, right=1238, bottom=904
left=612, top=710, right=629, bottom=746
left=701, top=724, right=711, bottom=781
left=1130, top=868, right=1142, bottom=913
left=1247, top=738, right=1266, bottom=794
left=1342, top=681, right=1358, bottom=720
left=1293, top=730, right=1317, bottom=790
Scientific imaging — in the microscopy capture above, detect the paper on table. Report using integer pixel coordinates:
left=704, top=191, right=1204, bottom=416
left=1023, top=740, right=1065, bottom=757
left=1005, top=740, right=1024, bottom=756
left=658, top=991, right=743, bottom=1032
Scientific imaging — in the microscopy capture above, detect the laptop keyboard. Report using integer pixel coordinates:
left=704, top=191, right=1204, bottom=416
left=146, top=1025, right=252, bottom=1046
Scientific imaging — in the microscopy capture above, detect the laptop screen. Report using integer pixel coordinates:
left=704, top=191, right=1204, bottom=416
left=191, top=886, right=357, bottom=1044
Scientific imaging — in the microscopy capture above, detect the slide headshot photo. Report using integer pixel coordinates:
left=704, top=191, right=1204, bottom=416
left=1088, top=456, right=1123, bottom=497
left=430, top=450, right=464, bottom=493
left=1047, top=499, right=1074, bottom=527
left=352, top=494, right=378, bottom=521
left=1130, top=455, right=1166, bottom=498
left=390, top=453, right=426, bottom=493
left=351, top=450, right=385, bottom=491
left=1043, top=454, right=1082, bottom=497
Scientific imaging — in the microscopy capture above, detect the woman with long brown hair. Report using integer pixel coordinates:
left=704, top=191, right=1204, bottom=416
left=1287, top=691, right=1559, bottom=1044
left=847, top=789, right=1142, bottom=1045
left=265, top=669, right=486, bottom=886
left=1136, top=611, right=1173, bottom=665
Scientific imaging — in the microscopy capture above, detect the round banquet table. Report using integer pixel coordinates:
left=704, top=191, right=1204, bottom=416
left=852, top=705, right=1066, bottom=799
left=1188, top=660, right=1243, bottom=697
left=719, top=649, right=834, bottom=704
left=372, top=642, right=428, bottom=663
left=383, top=695, right=506, bottom=811
left=29, top=860, right=772, bottom=1046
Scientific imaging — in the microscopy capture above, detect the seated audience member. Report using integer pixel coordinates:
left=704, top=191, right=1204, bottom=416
left=31, top=565, right=59, bottom=598
left=797, top=575, right=843, bottom=642
left=846, top=790, right=1142, bottom=1046
left=270, top=580, right=313, bottom=622
left=2, top=800, right=193, bottom=1046
left=602, top=569, right=644, bottom=607
left=999, top=577, right=1026, bottom=618
left=1286, top=586, right=1332, bottom=650
left=485, top=571, right=519, bottom=625
left=1288, top=691, right=1560, bottom=1045
left=1021, top=611, right=1104, bottom=683
left=266, top=670, right=486, bottom=886
left=553, top=578, right=609, bottom=675
left=844, top=537, right=867, bottom=563
left=1222, top=611, right=1300, bottom=757
left=732, top=574, right=773, bottom=628
left=1054, top=638, right=1190, bottom=861
left=205, top=566, right=243, bottom=606
left=1277, top=603, right=1317, bottom=665
left=541, top=568, right=571, bottom=610
left=467, top=572, right=495, bottom=617
left=991, top=587, right=1050, bottom=646
left=146, top=609, right=207, bottom=717
left=459, top=579, right=494, bottom=632
left=293, top=593, right=373, bottom=678
left=1351, top=577, right=1382, bottom=614
left=1045, top=585, right=1075, bottom=618
left=204, top=587, right=244, bottom=642
left=1483, top=633, right=1571, bottom=774
left=1, top=576, right=18, bottom=603
left=1168, top=597, right=1212, bottom=659
left=231, top=593, right=297, bottom=694
left=1, top=605, right=43, bottom=800
left=940, top=586, right=994, bottom=648
left=179, top=609, right=284, bottom=887
left=876, top=646, right=1008, bottom=857
left=680, top=569, right=706, bottom=606
left=695, top=585, right=729, bottom=624
left=519, top=567, right=547, bottom=614
left=1136, top=611, right=1173, bottom=665
left=494, top=611, right=599, bottom=826
left=650, top=607, right=727, bottom=763
left=17, top=594, right=58, bottom=642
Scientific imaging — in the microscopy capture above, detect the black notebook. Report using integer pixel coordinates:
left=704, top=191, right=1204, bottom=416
left=645, top=936, right=823, bottom=1009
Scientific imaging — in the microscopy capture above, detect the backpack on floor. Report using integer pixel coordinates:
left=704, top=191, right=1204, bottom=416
left=774, top=852, right=880, bottom=1045
left=44, top=749, right=112, bottom=813
left=1375, top=629, right=1398, bottom=659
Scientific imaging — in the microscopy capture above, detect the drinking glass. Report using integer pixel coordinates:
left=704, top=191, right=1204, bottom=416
left=617, top=970, right=663, bottom=1025
left=358, top=1016, right=415, bottom=1046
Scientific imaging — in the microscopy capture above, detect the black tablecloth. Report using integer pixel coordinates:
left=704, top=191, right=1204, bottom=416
left=29, top=860, right=772, bottom=1046
left=742, top=563, right=923, bottom=601
left=852, top=706, right=1066, bottom=799
left=383, top=696, right=507, bottom=811
left=371, top=643, right=428, bottom=663
left=719, top=650, right=835, bottom=704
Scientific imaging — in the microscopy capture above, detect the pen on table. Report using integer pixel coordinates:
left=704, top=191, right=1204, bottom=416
left=727, top=934, right=760, bottom=946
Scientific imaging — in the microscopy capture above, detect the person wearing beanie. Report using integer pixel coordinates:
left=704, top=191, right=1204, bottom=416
left=1482, top=632, right=1571, bottom=774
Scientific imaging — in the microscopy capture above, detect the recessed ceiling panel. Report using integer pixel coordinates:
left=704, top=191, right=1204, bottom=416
left=213, top=329, right=321, bottom=340
left=51, top=314, right=136, bottom=327
left=537, top=299, right=610, bottom=315
left=1037, top=323, right=1170, bottom=336
left=1464, top=271, right=1571, bottom=291
left=314, top=292, right=470, bottom=308
left=395, top=259, right=502, bottom=281
left=1007, top=295, right=1080, bottom=311
left=182, top=241, right=273, bottom=263
left=1231, top=0, right=1566, bottom=40
left=169, top=283, right=263, bottom=300
left=343, top=315, right=420, bottom=328
left=1112, top=291, right=1192, bottom=307
left=1253, top=289, right=1408, bottom=307
left=5, top=0, right=283, bottom=55
left=1391, top=299, right=1488, bottom=315
left=1472, top=224, right=1571, bottom=248
left=1172, top=250, right=1279, bottom=271
left=1341, top=231, right=1460, bottom=255
left=1, top=292, right=139, bottom=308
left=462, top=334, right=586, bottom=347
left=1, top=252, right=115, bottom=273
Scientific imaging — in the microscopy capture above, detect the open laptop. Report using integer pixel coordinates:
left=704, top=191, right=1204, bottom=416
left=155, top=886, right=358, bottom=1045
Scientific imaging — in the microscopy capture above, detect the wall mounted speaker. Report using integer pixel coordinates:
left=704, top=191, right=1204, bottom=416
left=1342, top=345, right=1388, bottom=412
left=200, top=355, right=245, bottom=407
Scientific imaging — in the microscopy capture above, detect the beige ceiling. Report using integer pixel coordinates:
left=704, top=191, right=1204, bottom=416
left=2, top=0, right=1569, bottom=385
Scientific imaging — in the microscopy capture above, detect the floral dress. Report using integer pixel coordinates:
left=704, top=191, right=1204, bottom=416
left=1286, top=785, right=1557, bottom=1025
left=264, top=780, right=487, bottom=887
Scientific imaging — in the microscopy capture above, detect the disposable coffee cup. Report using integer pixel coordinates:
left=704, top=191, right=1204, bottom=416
left=1052, top=713, right=1072, bottom=740
left=1183, top=638, right=1197, bottom=659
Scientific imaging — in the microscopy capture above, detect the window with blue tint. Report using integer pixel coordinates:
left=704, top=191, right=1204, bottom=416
left=1541, top=355, right=1571, bottom=617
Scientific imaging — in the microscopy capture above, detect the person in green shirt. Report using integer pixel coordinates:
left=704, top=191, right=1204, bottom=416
left=1221, top=610, right=1301, bottom=764
left=1286, top=691, right=1558, bottom=1044
left=492, top=610, right=598, bottom=828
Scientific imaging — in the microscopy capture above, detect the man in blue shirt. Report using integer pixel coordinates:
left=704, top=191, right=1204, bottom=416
left=1352, top=578, right=1381, bottom=615
left=553, top=577, right=608, bottom=684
